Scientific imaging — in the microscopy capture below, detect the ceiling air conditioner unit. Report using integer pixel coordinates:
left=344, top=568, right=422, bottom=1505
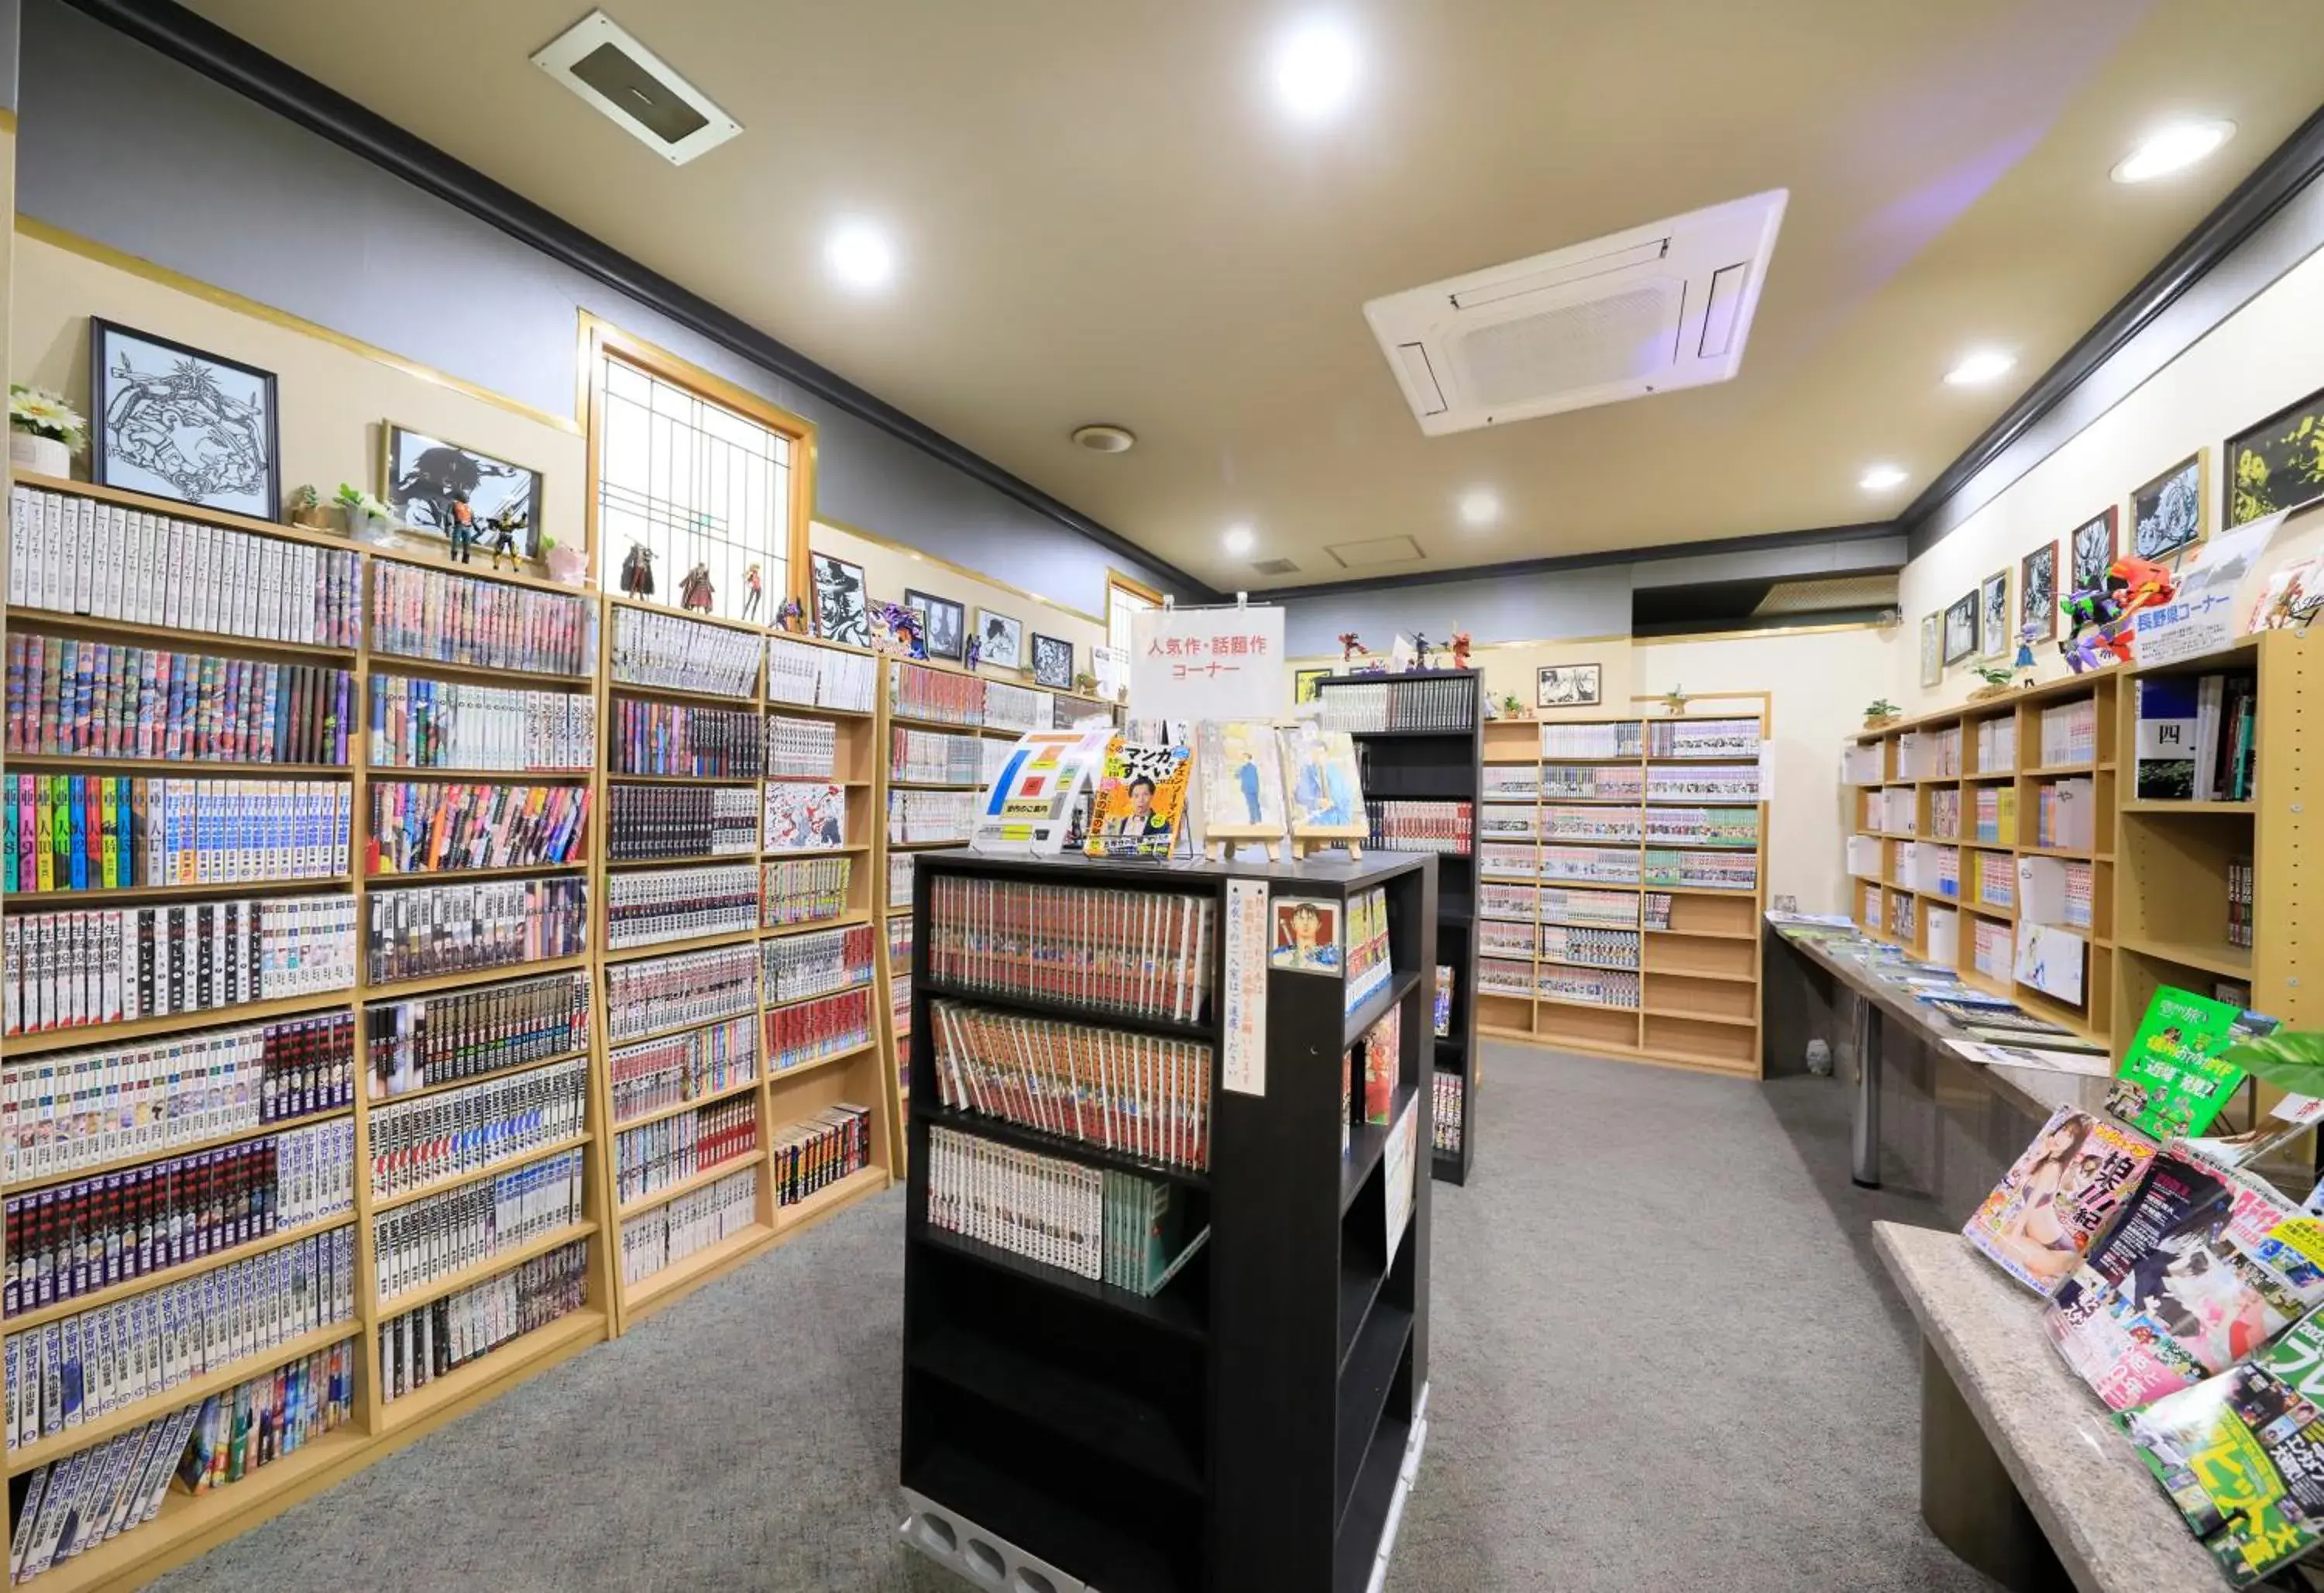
left=1363, top=189, right=1787, bottom=436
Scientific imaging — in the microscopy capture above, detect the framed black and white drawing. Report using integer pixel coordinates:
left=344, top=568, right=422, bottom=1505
left=382, top=423, right=542, bottom=557
left=810, top=552, right=871, bottom=646
left=975, top=607, right=1023, bottom=669
left=1942, top=592, right=1978, bottom=666
left=1919, top=614, right=1941, bottom=689
left=1030, top=633, right=1074, bottom=690
left=2132, top=452, right=2206, bottom=563
left=89, top=319, right=279, bottom=518
left=2020, top=541, right=2058, bottom=642
left=905, top=588, right=964, bottom=662
left=1978, top=568, right=2010, bottom=659
left=2226, top=384, right=2324, bottom=528
left=1535, top=664, right=1602, bottom=708
left=2068, top=507, right=2118, bottom=593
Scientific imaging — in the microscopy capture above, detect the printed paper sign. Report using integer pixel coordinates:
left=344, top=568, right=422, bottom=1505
left=1130, top=605, right=1287, bottom=722
left=1223, top=879, right=1270, bottom=1096
left=1092, top=643, right=1129, bottom=703
left=2133, top=512, right=2284, bottom=666
left=1385, top=1096, right=1418, bottom=1264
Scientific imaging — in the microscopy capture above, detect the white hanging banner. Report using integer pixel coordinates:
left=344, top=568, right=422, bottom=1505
left=1129, top=605, right=1287, bottom=722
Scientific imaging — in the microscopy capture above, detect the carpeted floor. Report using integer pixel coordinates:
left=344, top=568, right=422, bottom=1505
left=153, top=1047, right=1996, bottom=1592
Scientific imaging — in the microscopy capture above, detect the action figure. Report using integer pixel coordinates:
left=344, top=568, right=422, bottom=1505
left=1411, top=631, right=1431, bottom=671
left=447, top=500, right=476, bottom=566
left=775, top=596, right=806, bottom=635
left=741, top=563, right=764, bottom=621
left=678, top=562, right=716, bottom=614
left=486, top=507, right=527, bottom=573
left=1449, top=629, right=1472, bottom=670
left=620, top=541, right=656, bottom=599
left=1338, top=631, right=1367, bottom=662
left=2013, top=622, right=2041, bottom=689
left=964, top=636, right=982, bottom=673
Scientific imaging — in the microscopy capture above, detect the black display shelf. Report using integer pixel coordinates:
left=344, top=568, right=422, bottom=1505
left=916, top=1223, right=1208, bottom=1341
left=1335, top=1301, right=1414, bottom=1516
left=1343, top=966, right=1422, bottom=1048
left=920, top=1100, right=1211, bottom=1191
left=1333, top=1409, right=1411, bottom=1593
left=903, top=1440, right=1188, bottom=1593
left=1342, top=1080, right=1420, bottom=1216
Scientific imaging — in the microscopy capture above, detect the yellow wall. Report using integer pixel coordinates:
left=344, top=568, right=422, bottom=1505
left=812, top=517, right=1109, bottom=681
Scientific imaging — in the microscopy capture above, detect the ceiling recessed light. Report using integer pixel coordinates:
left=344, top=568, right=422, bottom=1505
left=1071, top=424, right=1136, bottom=454
left=1860, top=463, right=1909, bottom=492
left=1222, top=525, right=1256, bottom=556
left=1272, top=17, right=1360, bottom=122
left=2112, top=119, right=2235, bottom=184
left=1944, top=349, right=2016, bottom=387
left=823, top=219, right=896, bottom=291
left=1458, top=489, right=1501, bottom=527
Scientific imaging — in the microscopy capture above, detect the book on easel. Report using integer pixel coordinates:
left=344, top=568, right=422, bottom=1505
left=1281, top=721, right=1367, bottom=858
left=1192, top=721, right=1290, bottom=860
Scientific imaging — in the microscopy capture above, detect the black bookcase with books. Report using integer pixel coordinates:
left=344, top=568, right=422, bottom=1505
left=899, top=849, right=1436, bottom=1593
left=1313, top=668, right=1481, bottom=1185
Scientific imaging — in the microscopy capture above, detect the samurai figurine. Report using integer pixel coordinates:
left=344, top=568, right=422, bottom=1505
left=447, top=499, right=476, bottom=565
left=620, top=541, right=656, bottom=599
left=678, top=562, right=716, bottom=614
left=486, top=507, right=528, bottom=572
left=741, top=563, right=765, bottom=621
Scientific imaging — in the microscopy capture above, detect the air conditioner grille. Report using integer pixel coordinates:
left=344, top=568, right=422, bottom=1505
left=1454, top=283, right=1678, bottom=410
left=1250, top=558, right=1300, bottom=576
left=532, top=10, right=742, bottom=167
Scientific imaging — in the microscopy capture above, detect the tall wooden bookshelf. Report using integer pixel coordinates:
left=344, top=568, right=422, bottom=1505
left=1471, top=698, right=1771, bottom=1077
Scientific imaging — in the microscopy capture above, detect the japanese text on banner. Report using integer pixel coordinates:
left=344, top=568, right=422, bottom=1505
left=1129, top=606, right=1287, bottom=722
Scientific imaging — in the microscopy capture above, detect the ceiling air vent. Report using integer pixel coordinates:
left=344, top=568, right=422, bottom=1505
left=532, top=11, right=742, bottom=166
left=1326, top=536, right=1425, bottom=570
left=1250, top=558, right=1300, bottom=576
left=1363, top=189, right=1788, bottom=435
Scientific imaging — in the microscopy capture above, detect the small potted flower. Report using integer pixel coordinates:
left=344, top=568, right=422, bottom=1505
left=9, top=386, right=86, bottom=479
left=538, top=532, right=587, bottom=587
left=335, top=483, right=396, bottom=544
left=286, top=483, right=333, bottom=530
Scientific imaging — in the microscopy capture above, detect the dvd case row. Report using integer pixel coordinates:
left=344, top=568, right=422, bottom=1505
left=4, top=776, right=352, bottom=893
left=364, top=969, right=591, bottom=1102
left=370, top=675, right=595, bottom=772
left=929, top=1000, right=1212, bottom=1172
left=6, top=633, right=352, bottom=766
left=610, top=607, right=758, bottom=699
left=366, top=1058, right=586, bottom=1198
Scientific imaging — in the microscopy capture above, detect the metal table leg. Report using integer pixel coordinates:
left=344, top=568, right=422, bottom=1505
left=1851, top=992, right=1882, bottom=1189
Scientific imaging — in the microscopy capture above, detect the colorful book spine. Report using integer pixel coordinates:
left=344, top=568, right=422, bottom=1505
left=603, top=944, right=759, bottom=1044
left=603, top=866, right=756, bottom=950
left=366, top=1059, right=587, bottom=1198
left=366, top=563, right=595, bottom=677
left=612, top=1097, right=758, bottom=1206
left=365, top=969, right=593, bottom=1099
left=365, top=781, right=590, bottom=874
left=3, top=633, right=352, bottom=766
left=770, top=1105, right=873, bottom=1207
left=369, top=676, right=594, bottom=772
left=363, top=878, right=587, bottom=985
left=609, top=700, right=765, bottom=778
left=610, top=608, right=758, bottom=697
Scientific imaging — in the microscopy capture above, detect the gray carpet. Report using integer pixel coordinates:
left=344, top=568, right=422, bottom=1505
left=153, top=1047, right=1996, bottom=1592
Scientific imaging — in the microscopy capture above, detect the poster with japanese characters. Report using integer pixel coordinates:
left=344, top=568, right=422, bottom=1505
left=1223, top=878, right=1270, bottom=1096
left=1129, top=604, right=1286, bottom=722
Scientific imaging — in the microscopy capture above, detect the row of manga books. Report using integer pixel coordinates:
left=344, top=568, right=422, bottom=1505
left=368, top=563, right=595, bottom=679
left=608, top=1016, right=757, bottom=1126
left=925, top=1126, right=1203, bottom=1297
left=1363, top=800, right=1473, bottom=856
left=603, top=865, right=755, bottom=949
left=766, top=987, right=873, bottom=1072
left=1645, top=764, right=1761, bottom=802
left=1432, top=1070, right=1463, bottom=1154
left=4, top=1011, right=356, bottom=1183
left=9, top=484, right=363, bottom=649
left=603, top=944, right=757, bottom=1044
left=370, top=676, right=594, bottom=772
left=374, top=1240, right=589, bottom=1405
left=366, top=1058, right=586, bottom=1197
left=1645, top=717, right=1760, bottom=759
left=1642, top=848, right=1758, bottom=891
left=1539, top=763, right=1643, bottom=801
left=175, top=1340, right=356, bottom=1492
left=614, top=1097, right=758, bottom=1207
left=605, top=783, right=756, bottom=862
left=610, top=700, right=764, bottom=779
left=619, top=1168, right=756, bottom=1286
left=1315, top=677, right=1473, bottom=735
left=1538, top=924, right=1642, bottom=970
left=3, top=776, right=352, bottom=894
left=6, top=633, right=353, bottom=766
left=365, top=969, right=591, bottom=1101
left=889, top=661, right=983, bottom=727
left=889, top=726, right=982, bottom=786
left=611, top=607, right=758, bottom=699
left=985, top=682, right=1050, bottom=735
left=366, top=877, right=586, bottom=985
left=770, top=1106, right=872, bottom=1207
left=3, top=1229, right=353, bottom=1454
left=928, top=1000, right=1212, bottom=1173
left=763, top=856, right=852, bottom=928
left=887, top=787, right=975, bottom=845
left=765, top=714, right=839, bottom=778
left=1540, top=805, right=1642, bottom=844
left=1538, top=722, right=1641, bottom=759
left=1535, top=966, right=1642, bottom=1009
left=765, top=638, right=876, bottom=714
left=1643, top=807, right=1759, bottom=847
left=923, top=876, right=1215, bottom=1023
left=373, top=1150, right=585, bottom=1304
left=366, top=781, right=590, bottom=874
left=763, top=923, right=874, bottom=1005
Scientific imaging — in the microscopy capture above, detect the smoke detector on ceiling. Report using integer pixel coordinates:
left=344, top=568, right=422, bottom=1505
left=532, top=10, right=741, bottom=166
left=1363, top=189, right=1788, bottom=436
left=1071, top=425, right=1136, bottom=454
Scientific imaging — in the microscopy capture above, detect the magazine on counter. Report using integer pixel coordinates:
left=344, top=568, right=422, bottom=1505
left=1963, top=1104, right=2155, bottom=1295
left=2108, top=986, right=2277, bottom=1141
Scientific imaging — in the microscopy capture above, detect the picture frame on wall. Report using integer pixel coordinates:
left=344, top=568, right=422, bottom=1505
left=88, top=318, right=280, bottom=518
left=2020, top=541, right=2058, bottom=642
left=1535, top=664, right=1602, bottom=707
left=2225, top=384, right=2324, bottom=528
left=2131, top=452, right=2206, bottom=563
left=810, top=552, right=871, bottom=646
left=1030, top=633, right=1074, bottom=690
left=1941, top=592, right=1977, bottom=665
left=1294, top=667, right=1329, bottom=704
left=975, top=607, right=1024, bottom=669
left=1978, top=568, right=2010, bottom=659
left=381, top=422, right=543, bottom=558
left=1919, top=614, right=1941, bottom=689
left=904, top=588, right=964, bottom=661
left=2068, top=507, right=2117, bottom=593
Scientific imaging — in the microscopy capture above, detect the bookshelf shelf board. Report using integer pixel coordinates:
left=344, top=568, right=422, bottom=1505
left=884, top=779, right=982, bottom=792
left=376, top=1308, right=607, bottom=1433
left=2116, top=933, right=2254, bottom=979
left=2121, top=798, right=2257, bottom=814
left=1641, top=1045, right=1761, bottom=1078
left=0, top=989, right=356, bottom=1058
left=764, top=699, right=875, bottom=722
left=1479, top=872, right=1542, bottom=885
left=5, top=1217, right=354, bottom=1333
left=1336, top=1255, right=1388, bottom=1375
left=917, top=979, right=1215, bottom=1042
left=887, top=711, right=983, bottom=733
left=369, top=1046, right=593, bottom=1106
left=617, top=1150, right=767, bottom=1218
left=6, top=607, right=359, bottom=662
left=383, top=765, right=596, bottom=780
left=3, top=1105, right=355, bottom=1196
left=765, top=975, right=877, bottom=1015
left=368, top=859, right=589, bottom=882
left=1535, top=951, right=1642, bottom=975
left=766, top=1037, right=882, bottom=1085
left=909, top=1323, right=1205, bottom=1494
left=5, top=1318, right=356, bottom=1478
left=889, top=836, right=973, bottom=850
left=1342, top=1080, right=1420, bottom=1216
left=2022, top=763, right=2095, bottom=778
left=1641, top=1004, right=1755, bottom=1028
left=772, top=1161, right=889, bottom=1233
left=604, top=851, right=761, bottom=871
left=1535, top=991, right=1641, bottom=1016
left=371, top=1133, right=594, bottom=1215
left=1481, top=755, right=1542, bottom=766
left=612, top=1073, right=763, bottom=1134
left=606, top=1010, right=758, bottom=1051
left=0, top=753, right=352, bottom=776
left=1477, top=908, right=1538, bottom=927
left=363, top=954, right=590, bottom=999
left=2017, top=845, right=2107, bottom=861
left=1642, top=964, right=1756, bottom=985
left=1344, top=968, right=1423, bottom=1049
left=921, top=1103, right=1208, bottom=1192
left=366, top=652, right=592, bottom=690
left=1346, top=726, right=1477, bottom=740
left=607, top=679, right=761, bottom=709
left=376, top=1219, right=596, bottom=1316
left=621, top=1220, right=776, bottom=1316
left=1335, top=1301, right=1414, bottom=1514
left=1654, top=883, right=1763, bottom=898
left=600, top=928, right=758, bottom=964
left=1539, top=877, right=1643, bottom=892
left=914, top=1223, right=1205, bottom=1341
left=765, top=774, right=871, bottom=787
left=766, top=843, right=874, bottom=858
left=1964, top=770, right=2018, bottom=783
left=901, top=1440, right=1184, bottom=1593
left=762, top=910, right=872, bottom=940
left=603, top=770, right=762, bottom=785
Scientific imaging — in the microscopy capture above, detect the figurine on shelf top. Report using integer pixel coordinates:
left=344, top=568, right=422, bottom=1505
left=1450, top=629, right=1472, bottom=670
left=775, top=595, right=806, bottom=634
left=875, top=600, right=928, bottom=659
left=1338, top=631, right=1367, bottom=662
left=678, top=562, right=715, bottom=614
left=620, top=541, right=656, bottom=599
left=447, top=500, right=477, bottom=565
left=741, top=563, right=765, bottom=621
left=2058, top=554, right=2176, bottom=675
left=964, top=635, right=982, bottom=672
left=2013, top=622, right=2042, bottom=687
left=485, top=507, right=527, bottom=572
left=1410, top=632, right=1432, bottom=671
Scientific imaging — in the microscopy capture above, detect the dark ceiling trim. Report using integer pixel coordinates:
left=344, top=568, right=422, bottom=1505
left=57, top=0, right=1222, bottom=602
left=1899, top=101, right=2324, bottom=548
left=1257, top=521, right=1903, bottom=601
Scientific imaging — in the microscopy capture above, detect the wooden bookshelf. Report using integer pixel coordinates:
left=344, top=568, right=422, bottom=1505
left=1468, top=695, right=1772, bottom=1078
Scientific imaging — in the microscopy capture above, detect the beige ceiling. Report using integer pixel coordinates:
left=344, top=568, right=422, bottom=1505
left=187, top=1, right=2324, bottom=590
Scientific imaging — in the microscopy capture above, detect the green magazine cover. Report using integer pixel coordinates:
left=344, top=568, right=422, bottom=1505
left=2106, top=986, right=2278, bottom=1140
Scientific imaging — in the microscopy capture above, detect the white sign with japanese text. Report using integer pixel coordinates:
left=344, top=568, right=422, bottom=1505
left=1129, top=605, right=1287, bottom=722
left=1222, top=879, right=1270, bottom=1096
left=2132, top=511, right=2284, bottom=666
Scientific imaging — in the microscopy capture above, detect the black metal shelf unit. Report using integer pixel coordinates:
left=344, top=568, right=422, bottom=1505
left=899, top=849, right=1437, bottom=1593
left=1316, top=667, right=1481, bottom=1185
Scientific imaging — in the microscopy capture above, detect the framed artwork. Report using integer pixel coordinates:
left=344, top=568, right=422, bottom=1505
left=904, top=588, right=965, bottom=661
left=1536, top=664, right=1602, bottom=707
left=2226, top=384, right=2324, bottom=528
left=2131, top=452, right=2206, bottom=563
left=810, top=552, right=870, bottom=645
left=1030, top=633, right=1074, bottom=690
left=1918, top=614, right=1941, bottom=689
left=1941, top=592, right=1977, bottom=665
left=89, top=318, right=279, bottom=518
left=1978, top=568, right=2010, bottom=659
left=382, top=422, right=542, bottom=557
left=975, top=607, right=1024, bottom=669
left=1294, top=667, right=1329, bottom=704
left=2020, top=541, right=2058, bottom=642
left=2068, top=507, right=2118, bottom=593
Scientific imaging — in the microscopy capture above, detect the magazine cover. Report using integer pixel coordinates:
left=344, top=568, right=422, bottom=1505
left=1083, top=738, right=1192, bottom=860
left=2123, top=1307, right=2324, bottom=1586
left=2108, top=986, right=2278, bottom=1140
left=1962, top=1104, right=2156, bottom=1295
left=974, top=728, right=1113, bottom=854
left=1195, top=721, right=1288, bottom=834
left=1280, top=723, right=1364, bottom=831
left=763, top=782, right=846, bottom=851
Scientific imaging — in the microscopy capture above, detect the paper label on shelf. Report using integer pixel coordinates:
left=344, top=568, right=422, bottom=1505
left=2133, top=511, right=2284, bottom=666
left=1223, top=878, right=1270, bottom=1096
left=2273, top=1094, right=2324, bottom=1127
left=1129, top=605, right=1287, bottom=722
left=1385, top=1096, right=1419, bottom=1265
